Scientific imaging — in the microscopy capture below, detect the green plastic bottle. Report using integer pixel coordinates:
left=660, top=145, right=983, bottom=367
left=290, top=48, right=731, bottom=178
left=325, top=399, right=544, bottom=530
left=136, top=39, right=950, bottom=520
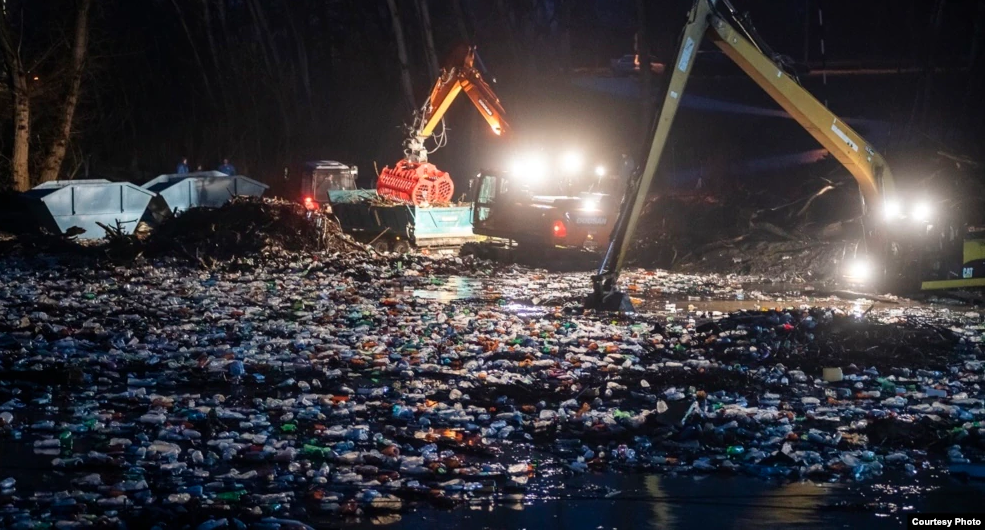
left=726, top=445, right=744, bottom=457
left=216, top=489, right=248, bottom=501
left=59, top=430, right=73, bottom=451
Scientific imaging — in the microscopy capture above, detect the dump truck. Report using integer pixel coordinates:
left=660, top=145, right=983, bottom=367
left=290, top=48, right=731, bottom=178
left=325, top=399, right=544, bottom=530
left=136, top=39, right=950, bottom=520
left=299, top=160, right=475, bottom=252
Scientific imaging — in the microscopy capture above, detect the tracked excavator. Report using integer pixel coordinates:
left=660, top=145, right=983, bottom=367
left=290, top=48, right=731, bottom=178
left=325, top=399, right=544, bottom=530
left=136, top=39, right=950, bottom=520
left=586, top=0, right=983, bottom=311
left=376, top=45, right=509, bottom=206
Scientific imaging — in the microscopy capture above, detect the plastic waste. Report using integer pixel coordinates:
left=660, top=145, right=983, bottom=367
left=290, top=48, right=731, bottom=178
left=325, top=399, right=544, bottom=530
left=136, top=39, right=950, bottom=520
left=0, top=245, right=982, bottom=528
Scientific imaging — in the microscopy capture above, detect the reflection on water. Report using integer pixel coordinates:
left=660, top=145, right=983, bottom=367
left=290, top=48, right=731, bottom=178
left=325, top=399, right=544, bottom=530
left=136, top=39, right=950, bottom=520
left=379, top=472, right=984, bottom=530
left=409, top=275, right=914, bottom=317
left=640, top=475, right=833, bottom=529
left=411, top=276, right=500, bottom=303
left=645, top=475, right=674, bottom=529
left=734, top=479, right=829, bottom=528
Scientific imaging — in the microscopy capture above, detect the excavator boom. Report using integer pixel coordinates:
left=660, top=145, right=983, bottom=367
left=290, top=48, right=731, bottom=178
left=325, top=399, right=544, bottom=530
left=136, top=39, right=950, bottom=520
left=418, top=47, right=508, bottom=140
left=588, top=0, right=897, bottom=311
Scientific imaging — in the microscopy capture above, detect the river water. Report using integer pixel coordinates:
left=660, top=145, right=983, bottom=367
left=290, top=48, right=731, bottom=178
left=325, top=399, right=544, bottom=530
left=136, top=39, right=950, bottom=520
left=377, top=472, right=984, bottom=529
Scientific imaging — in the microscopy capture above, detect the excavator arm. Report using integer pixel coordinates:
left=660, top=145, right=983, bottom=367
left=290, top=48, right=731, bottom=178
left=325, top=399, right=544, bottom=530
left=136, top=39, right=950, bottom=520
left=588, top=0, right=897, bottom=311
left=378, top=46, right=508, bottom=207
left=409, top=46, right=509, bottom=162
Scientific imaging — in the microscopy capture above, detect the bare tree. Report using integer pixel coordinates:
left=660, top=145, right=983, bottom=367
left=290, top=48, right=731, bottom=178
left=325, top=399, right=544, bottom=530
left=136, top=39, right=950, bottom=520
left=282, top=0, right=314, bottom=115
left=559, top=0, right=572, bottom=73
left=2, top=0, right=93, bottom=189
left=0, top=10, right=31, bottom=191
left=451, top=0, right=472, bottom=42
left=37, top=0, right=93, bottom=184
left=386, top=0, right=416, bottom=112
left=169, top=0, right=215, bottom=103
left=495, top=0, right=523, bottom=67
left=636, top=0, right=653, bottom=132
left=415, top=0, right=440, bottom=80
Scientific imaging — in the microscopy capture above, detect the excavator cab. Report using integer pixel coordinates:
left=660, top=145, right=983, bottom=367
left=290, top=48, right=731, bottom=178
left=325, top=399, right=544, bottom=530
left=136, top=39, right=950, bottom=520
left=469, top=168, right=617, bottom=251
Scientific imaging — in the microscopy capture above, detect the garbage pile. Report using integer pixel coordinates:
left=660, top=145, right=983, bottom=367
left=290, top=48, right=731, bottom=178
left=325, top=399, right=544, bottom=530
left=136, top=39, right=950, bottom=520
left=0, top=196, right=368, bottom=268
left=627, top=189, right=868, bottom=283
left=145, top=197, right=366, bottom=266
left=0, top=252, right=982, bottom=528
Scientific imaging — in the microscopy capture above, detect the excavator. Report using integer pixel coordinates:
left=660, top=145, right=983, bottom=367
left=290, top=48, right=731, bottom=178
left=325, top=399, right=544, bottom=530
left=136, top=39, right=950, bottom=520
left=586, top=0, right=984, bottom=311
left=377, top=45, right=620, bottom=254
left=376, top=45, right=509, bottom=206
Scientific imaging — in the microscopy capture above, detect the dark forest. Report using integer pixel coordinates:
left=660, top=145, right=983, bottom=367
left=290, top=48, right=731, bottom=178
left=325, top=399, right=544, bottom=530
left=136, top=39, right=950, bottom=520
left=1, top=0, right=982, bottom=194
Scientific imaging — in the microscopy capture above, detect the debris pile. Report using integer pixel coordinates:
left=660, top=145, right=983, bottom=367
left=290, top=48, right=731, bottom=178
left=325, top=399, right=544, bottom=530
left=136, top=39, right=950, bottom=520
left=0, top=252, right=982, bottom=528
left=628, top=186, right=868, bottom=283
left=0, top=196, right=368, bottom=267
left=145, top=197, right=366, bottom=265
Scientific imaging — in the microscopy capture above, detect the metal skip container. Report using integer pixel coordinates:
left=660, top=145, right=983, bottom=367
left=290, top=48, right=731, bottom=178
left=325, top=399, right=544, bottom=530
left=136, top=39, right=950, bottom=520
left=142, top=171, right=269, bottom=213
left=23, top=179, right=156, bottom=239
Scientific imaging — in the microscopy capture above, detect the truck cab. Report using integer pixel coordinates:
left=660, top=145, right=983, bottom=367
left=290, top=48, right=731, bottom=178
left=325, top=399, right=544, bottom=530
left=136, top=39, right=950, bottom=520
left=300, top=160, right=358, bottom=209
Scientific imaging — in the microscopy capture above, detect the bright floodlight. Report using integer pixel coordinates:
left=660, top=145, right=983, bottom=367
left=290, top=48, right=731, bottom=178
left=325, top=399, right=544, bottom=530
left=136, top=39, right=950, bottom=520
left=561, top=151, right=583, bottom=174
left=512, top=153, right=547, bottom=182
left=595, top=165, right=606, bottom=177
left=846, top=258, right=871, bottom=282
left=883, top=200, right=901, bottom=221
left=582, top=198, right=598, bottom=211
left=509, top=158, right=525, bottom=177
left=911, top=202, right=932, bottom=222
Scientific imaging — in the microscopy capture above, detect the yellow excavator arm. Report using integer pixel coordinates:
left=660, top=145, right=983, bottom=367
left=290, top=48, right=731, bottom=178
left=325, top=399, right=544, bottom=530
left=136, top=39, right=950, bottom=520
left=706, top=3, right=894, bottom=206
left=588, top=0, right=897, bottom=310
left=408, top=46, right=509, bottom=163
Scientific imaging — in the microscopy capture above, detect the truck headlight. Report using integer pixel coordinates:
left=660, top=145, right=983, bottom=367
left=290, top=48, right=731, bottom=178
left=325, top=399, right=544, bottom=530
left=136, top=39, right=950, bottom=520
left=883, top=200, right=901, bottom=221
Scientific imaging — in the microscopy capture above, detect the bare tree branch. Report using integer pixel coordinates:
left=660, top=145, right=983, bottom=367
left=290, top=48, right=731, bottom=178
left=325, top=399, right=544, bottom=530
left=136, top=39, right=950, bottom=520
left=38, top=0, right=93, bottom=184
left=169, top=0, right=216, bottom=103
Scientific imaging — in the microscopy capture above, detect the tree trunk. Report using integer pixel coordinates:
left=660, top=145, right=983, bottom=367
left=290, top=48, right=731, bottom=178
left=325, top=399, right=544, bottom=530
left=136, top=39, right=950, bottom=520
left=9, top=76, right=31, bottom=191
left=169, top=0, right=215, bottom=104
left=559, top=0, right=572, bottom=73
left=0, top=10, right=31, bottom=191
left=38, top=0, right=92, bottom=184
left=495, top=0, right=524, bottom=67
left=200, top=0, right=222, bottom=72
left=386, top=0, right=417, bottom=112
left=416, top=0, right=440, bottom=80
left=244, top=0, right=275, bottom=76
left=245, top=0, right=292, bottom=155
left=451, top=0, right=471, bottom=42
left=201, top=0, right=238, bottom=139
left=635, top=0, right=653, bottom=133
left=282, top=0, right=314, bottom=115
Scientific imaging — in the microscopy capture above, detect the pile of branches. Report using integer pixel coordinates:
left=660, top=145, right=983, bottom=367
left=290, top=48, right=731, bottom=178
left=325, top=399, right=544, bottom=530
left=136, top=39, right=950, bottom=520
left=145, top=197, right=365, bottom=266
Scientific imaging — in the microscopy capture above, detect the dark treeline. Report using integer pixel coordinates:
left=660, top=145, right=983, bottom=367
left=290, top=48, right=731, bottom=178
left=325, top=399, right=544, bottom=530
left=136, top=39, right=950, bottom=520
left=1, top=0, right=981, bottom=193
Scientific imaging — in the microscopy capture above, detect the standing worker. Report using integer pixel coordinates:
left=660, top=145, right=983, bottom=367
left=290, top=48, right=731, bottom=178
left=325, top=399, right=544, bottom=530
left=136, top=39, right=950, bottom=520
left=177, top=157, right=189, bottom=174
left=218, top=158, right=236, bottom=176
